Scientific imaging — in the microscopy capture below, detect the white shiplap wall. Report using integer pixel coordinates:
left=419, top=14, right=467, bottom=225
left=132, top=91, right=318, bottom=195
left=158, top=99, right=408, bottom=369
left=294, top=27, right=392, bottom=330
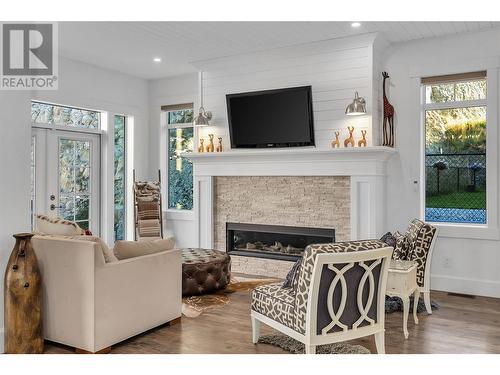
left=192, top=33, right=379, bottom=149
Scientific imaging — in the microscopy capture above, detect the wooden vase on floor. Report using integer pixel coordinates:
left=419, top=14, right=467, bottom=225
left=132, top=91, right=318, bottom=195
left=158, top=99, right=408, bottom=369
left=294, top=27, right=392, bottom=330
left=4, top=233, right=43, bottom=354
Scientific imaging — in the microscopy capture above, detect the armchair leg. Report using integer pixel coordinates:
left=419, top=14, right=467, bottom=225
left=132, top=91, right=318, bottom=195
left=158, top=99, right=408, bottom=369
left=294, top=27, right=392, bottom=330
left=305, top=345, right=316, bottom=354
left=251, top=315, right=261, bottom=344
left=374, top=332, right=385, bottom=354
left=424, top=292, right=432, bottom=315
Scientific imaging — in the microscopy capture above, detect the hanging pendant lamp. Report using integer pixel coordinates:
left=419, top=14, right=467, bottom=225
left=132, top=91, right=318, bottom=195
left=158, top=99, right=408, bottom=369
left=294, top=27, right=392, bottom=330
left=193, top=71, right=212, bottom=126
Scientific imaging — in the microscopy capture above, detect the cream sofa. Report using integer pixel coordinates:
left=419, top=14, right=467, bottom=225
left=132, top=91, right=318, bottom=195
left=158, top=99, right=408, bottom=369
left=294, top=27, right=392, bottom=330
left=32, top=235, right=182, bottom=353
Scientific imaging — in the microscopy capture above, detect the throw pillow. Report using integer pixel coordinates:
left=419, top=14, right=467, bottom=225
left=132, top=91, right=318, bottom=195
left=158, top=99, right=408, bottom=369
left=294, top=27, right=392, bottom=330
left=392, top=231, right=411, bottom=260
left=114, top=237, right=175, bottom=260
left=35, top=214, right=85, bottom=236
left=380, top=232, right=397, bottom=248
left=282, top=258, right=302, bottom=289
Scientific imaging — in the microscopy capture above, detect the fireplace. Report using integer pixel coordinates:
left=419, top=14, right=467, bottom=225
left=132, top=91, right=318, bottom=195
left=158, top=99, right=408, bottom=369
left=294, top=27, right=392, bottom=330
left=226, top=222, right=335, bottom=261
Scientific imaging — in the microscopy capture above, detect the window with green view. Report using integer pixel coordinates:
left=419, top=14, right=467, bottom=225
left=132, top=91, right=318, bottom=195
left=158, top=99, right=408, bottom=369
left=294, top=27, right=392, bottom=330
left=423, top=73, right=487, bottom=224
left=167, top=108, right=194, bottom=210
left=114, top=115, right=126, bottom=240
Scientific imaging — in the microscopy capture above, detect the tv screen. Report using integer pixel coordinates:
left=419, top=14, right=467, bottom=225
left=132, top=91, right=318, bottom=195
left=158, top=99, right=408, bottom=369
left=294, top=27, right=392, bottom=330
left=226, top=86, right=314, bottom=148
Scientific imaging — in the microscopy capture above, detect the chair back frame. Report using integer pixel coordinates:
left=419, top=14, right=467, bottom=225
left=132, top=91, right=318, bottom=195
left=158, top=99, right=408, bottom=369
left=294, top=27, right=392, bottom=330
left=304, top=247, right=393, bottom=346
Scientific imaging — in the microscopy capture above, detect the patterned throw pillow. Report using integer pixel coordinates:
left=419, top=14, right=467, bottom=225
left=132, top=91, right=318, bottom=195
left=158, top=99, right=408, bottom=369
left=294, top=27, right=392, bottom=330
left=282, top=258, right=302, bottom=290
left=392, top=231, right=411, bottom=260
left=35, top=214, right=85, bottom=236
left=380, top=232, right=397, bottom=248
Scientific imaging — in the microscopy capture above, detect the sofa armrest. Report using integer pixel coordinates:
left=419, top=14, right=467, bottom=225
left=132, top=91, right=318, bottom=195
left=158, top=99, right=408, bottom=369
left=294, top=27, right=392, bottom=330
left=31, top=236, right=99, bottom=350
left=94, top=248, right=182, bottom=351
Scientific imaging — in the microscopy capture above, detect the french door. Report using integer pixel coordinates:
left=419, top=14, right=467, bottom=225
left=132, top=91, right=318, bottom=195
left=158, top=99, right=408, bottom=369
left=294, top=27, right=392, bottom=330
left=33, top=128, right=101, bottom=235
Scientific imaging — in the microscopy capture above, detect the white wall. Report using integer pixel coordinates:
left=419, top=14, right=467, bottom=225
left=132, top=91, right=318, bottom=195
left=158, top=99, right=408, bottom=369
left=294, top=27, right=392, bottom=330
left=192, top=33, right=378, bottom=148
left=0, top=57, right=149, bottom=352
left=384, top=28, right=500, bottom=298
left=148, top=74, right=199, bottom=248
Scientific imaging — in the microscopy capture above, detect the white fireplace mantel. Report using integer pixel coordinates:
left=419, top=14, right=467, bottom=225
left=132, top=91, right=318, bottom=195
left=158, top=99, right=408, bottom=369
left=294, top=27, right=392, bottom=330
left=182, top=147, right=397, bottom=249
left=183, top=146, right=396, bottom=177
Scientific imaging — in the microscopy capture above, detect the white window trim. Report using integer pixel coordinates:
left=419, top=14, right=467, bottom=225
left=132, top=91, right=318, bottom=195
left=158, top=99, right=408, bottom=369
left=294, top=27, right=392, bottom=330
left=160, top=110, right=195, bottom=221
left=412, top=62, right=499, bottom=240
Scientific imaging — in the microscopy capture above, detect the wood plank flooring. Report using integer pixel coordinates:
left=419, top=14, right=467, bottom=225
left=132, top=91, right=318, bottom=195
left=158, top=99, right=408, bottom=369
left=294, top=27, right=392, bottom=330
left=44, top=290, right=500, bottom=354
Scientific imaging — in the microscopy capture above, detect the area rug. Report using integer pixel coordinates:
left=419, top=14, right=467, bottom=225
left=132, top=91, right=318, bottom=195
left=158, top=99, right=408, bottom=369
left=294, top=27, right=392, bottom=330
left=182, top=276, right=281, bottom=318
left=258, top=334, right=370, bottom=354
left=385, top=296, right=439, bottom=313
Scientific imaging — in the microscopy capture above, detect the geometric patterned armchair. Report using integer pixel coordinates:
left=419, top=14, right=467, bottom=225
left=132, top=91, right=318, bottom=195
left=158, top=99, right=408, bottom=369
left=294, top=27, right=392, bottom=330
left=251, top=240, right=393, bottom=354
left=392, top=219, right=438, bottom=314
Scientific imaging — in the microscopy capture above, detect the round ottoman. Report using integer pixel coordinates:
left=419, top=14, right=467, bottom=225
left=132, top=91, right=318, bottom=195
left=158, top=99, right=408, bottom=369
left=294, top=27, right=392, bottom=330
left=181, top=248, right=231, bottom=296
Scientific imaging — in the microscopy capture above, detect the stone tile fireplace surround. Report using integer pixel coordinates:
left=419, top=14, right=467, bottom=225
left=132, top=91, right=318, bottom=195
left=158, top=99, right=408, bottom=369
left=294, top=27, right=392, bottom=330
left=214, top=176, right=349, bottom=276
left=183, top=147, right=396, bottom=278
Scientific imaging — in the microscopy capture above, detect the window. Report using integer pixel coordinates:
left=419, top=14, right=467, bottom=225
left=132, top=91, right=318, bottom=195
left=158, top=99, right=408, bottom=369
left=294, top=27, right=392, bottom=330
left=30, top=136, right=36, bottom=229
left=423, top=72, right=487, bottom=224
left=114, top=115, right=126, bottom=240
left=163, top=104, right=194, bottom=210
left=31, top=101, right=100, bottom=129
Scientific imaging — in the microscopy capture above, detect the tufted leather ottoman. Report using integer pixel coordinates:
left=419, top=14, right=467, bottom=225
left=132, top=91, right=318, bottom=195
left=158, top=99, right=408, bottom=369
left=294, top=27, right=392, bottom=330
left=181, top=248, right=231, bottom=296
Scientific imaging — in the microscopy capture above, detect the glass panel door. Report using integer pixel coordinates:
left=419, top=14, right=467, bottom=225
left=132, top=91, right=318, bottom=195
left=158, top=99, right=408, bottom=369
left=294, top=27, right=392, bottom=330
left=34, top=129, right=101, bottom=235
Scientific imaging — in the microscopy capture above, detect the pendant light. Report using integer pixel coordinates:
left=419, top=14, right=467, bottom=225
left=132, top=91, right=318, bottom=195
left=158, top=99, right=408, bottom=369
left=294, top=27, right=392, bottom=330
left=193, top=71, right=212, bottom=126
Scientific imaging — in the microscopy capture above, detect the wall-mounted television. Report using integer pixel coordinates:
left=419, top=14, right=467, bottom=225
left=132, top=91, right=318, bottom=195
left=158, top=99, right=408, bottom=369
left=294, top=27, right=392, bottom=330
left=226, top=85, right=315, bottom=149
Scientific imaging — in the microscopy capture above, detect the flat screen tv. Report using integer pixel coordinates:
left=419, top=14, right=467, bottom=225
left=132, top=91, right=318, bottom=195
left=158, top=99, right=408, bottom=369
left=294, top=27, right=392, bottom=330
left=226, top=86, right=314, bottom=148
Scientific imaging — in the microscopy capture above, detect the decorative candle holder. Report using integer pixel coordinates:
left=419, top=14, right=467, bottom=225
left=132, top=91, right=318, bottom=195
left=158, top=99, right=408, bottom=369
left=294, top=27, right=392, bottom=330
left=344, top=126, right=355, bottom=147
left=216, top=137, right=223, bottom=152
left=198, top=138, right=205, bottom=153
left=331, top=131, right=340, bottom=148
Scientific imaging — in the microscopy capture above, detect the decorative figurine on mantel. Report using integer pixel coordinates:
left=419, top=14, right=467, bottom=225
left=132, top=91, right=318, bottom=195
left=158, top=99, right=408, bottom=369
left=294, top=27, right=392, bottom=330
left=198, top=138, right=205, bottom=153
left=206, top=134, right=215, bottom=152
left=358, top=130, right=367, bottom=147
left=344, top=126, right=355, bottom=147
left=331, top=131, right=340, bottom=148
left=216, top=137, right=223, bottom=152
left=382, top=71, right=395, bottom=147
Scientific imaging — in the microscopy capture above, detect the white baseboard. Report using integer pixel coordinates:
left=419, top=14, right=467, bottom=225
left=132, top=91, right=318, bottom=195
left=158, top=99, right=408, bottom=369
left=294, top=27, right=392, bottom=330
left=431, top=274, right=500, bottom=298
left=0, top=327, right=4, bottom=353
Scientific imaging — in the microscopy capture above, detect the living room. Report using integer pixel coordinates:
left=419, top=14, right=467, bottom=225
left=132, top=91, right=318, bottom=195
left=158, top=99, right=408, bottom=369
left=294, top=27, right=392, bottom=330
left=1, top=1, right=500, bottom=373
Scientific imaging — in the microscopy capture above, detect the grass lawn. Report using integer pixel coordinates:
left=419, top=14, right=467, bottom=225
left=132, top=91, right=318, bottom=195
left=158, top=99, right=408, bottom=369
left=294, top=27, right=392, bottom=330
left=426, top=191, right=486, bottom=209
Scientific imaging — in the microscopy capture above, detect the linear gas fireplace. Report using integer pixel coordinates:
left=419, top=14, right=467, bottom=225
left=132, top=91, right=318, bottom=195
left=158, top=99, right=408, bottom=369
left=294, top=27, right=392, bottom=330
left=226, top=222, right=335, bottom=261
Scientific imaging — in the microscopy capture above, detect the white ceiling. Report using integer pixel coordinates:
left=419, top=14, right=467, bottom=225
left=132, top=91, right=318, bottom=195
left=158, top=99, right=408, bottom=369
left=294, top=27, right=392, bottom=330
left=59, top=22, right=500, bottom=80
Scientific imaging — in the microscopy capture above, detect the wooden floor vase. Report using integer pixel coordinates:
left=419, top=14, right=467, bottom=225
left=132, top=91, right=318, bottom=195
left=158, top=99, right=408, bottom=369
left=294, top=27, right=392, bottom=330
left=4, top=233, right=43, bottom=354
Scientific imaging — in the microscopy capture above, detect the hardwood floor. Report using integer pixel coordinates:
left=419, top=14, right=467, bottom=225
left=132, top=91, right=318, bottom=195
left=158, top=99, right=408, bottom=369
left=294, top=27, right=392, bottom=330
left=44, top=289, right=500, bottom=354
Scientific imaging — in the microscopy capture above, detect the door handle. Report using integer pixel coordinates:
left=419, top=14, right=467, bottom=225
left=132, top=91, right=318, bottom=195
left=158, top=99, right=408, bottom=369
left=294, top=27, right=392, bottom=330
left=50, top=194, right=55, bottom=201
left=50, top=204, right=57, bottom=211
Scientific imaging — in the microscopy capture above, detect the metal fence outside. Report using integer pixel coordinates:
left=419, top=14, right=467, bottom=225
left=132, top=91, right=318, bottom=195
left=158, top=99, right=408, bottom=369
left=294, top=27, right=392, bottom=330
left=425, top=152, right=486, bottom=224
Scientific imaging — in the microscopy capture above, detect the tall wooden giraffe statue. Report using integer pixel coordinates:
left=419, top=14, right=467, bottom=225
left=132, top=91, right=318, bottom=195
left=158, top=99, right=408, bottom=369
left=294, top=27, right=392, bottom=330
left=382, top=71, right=395, bottom=147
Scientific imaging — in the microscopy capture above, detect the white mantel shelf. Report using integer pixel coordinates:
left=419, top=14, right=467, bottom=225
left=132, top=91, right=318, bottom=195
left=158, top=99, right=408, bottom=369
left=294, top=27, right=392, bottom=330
left=182, top=146, right=397, bottom=177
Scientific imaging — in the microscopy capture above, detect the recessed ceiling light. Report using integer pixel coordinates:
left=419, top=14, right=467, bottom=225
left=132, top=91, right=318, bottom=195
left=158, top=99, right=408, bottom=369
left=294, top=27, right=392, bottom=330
left=153, top=57, right=162, bottom=63
left=351, top=22, right=361, bottom=28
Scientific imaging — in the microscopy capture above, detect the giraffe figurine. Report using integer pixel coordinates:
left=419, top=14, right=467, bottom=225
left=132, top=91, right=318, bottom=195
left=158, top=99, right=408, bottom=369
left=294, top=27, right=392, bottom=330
left=344, top=126, right=355, bottom=147
left=198, top=138, right=205, bottom=153
left=382, top=71, right=395, bottom=147
left=331, top=131, right=340, bottom=148
left=358, top=130, right=367, bottom=147
left=206, top=134, right=215, bottom=152
left=216, top=137, right=223, bottom=152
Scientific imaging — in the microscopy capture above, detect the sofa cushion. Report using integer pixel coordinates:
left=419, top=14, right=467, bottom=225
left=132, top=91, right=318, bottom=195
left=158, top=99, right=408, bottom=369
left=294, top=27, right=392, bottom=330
left=114, top=237, right=175, bottom=260
left=35, top=215, right=85, bottom=236
left=251, top=283, right=296, bottom=331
